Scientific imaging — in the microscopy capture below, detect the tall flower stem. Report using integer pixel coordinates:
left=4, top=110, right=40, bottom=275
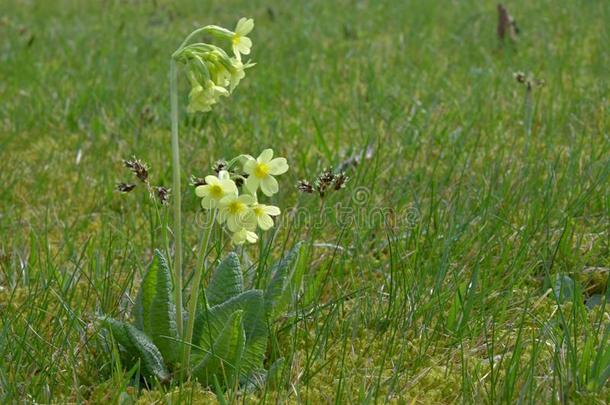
left=184, top=209, right=217, bottom=367
left=170, top=59, right=184, bottom=337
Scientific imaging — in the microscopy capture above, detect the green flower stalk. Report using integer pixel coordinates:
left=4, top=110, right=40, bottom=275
left=169, top=59, right=183, bottom=337
left=168, top=18, right=256, bottom=368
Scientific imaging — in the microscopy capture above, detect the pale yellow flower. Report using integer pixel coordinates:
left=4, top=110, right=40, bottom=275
left=244, top=149, right=289, bottom=196
left=187, top=79, right=229, bottom=113
left=231, top=228, right=258, bottom=245
left=232, top=18, right=254, bottom=60
left=195, top=170, right=237, bottom=209
left=218, top=194, right=257, bottom=232
left=228, top=59, right=248, bottom=91
left=252, top=203, right=280, bottom=230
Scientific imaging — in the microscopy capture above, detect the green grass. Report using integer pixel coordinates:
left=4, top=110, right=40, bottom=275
left=1, top=0, right=609, bottom=403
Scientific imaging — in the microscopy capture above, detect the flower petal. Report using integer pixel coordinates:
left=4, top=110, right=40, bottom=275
left=242, top=211, right=257, bottom=230
left=219, top=195, right=235, bottom=206
left=232, top=229, right=246, bottom=245
left=195, top=185, right=210, bottom=198
left=201, top=196, right=216, bottom=209
left=220, top=179, right=238, bottom=195
left=257, top=213, right=274, bottom=230
left=205, top=175, right=219, bottom=185
left=227, top=216, right=241, bottom=232
left=238, top=194, right=256, bottom=205
left=243, top=159, right=257, bottom=175
left=237, top=44, right=250, bottom=56
left=245, top=230, right=258, bottom=243
left=260, top=175, right=279, bottom=196
left=267, top=158, right=289, bottom=175
left=257, top=149, right=273, bottom=163
left=238, top=37, right=252, bottom=54
left=263, top=205, right=281, bottom=216
left=235, top=18, right=254, bottom=35
left=245, top=175, right=260, bottom=194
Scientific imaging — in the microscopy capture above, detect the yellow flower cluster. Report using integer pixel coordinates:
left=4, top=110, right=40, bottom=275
left=195, top=149, right=288, bottom=245
left=174, top=18, right=255, bottom=113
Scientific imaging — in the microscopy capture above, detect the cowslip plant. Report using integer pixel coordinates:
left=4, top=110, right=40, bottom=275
left=100, top=17, right=300, bottom=391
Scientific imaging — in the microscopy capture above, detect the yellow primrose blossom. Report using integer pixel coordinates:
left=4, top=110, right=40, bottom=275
left=244, top=149, right=289, bottom=196
left=218, top=194, right=257, bottom=232
left=174, top=20, right=255, bottom=115
left=187, top=79, right=229, bottom=113
left=232, top=228, right=258, bottom=245
left=252, top=203, right=281, bottom=230
left=232, top=18, right=254, bottom=60
left=229, top=59, right=254, bottom=91
left=195, top=170, right=237, bottom=209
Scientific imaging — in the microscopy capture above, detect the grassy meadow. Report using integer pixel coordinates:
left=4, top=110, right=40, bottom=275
left=1, top=0, right=609, bottom=403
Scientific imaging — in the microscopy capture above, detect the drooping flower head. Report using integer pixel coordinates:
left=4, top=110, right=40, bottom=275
left=174, top=18, right=255, bottom=114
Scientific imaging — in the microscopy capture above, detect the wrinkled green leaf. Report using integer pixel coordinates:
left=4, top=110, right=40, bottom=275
left=194, top=290, right=267, bottom=377
left=192, top=310, right=245, bottom=385
left=132, top=253, right=160, bottom=334
left=264, top=243, right=302, bottom=317
left=101, top=316, right=134, bottom=352
left=149, top=250, right=179, bottom=364
left=206, top=253, right=243, bottom=307
left=101, top=316, right=169, bottom=382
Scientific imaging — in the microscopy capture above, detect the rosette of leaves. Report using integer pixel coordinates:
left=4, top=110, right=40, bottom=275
left=99, top=243, right=301, bottom=387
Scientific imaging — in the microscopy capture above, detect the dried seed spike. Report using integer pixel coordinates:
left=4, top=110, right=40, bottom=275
left=514, top=71, right=526, bottom=84
left=189, top=175, right=206, bottom=187
left=155, top=186, right=171, bottom=205
left=212, top=159, right=229, bottom=174
left=123, top=156, right=149, bottom=183
left=318, top=168, right=335, bottom=186
left=116, top=182, right=136, bottom=193
left=296, top=180, right=314, bottom=194
left=333, top=172, right=349, bottom=190
left=514, top=71, right=544, bottom=91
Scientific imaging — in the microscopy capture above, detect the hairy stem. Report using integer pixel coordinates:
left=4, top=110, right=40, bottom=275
left=170, top=59, right=184, bottom=337
left=184, top=209, right=217, bottom=368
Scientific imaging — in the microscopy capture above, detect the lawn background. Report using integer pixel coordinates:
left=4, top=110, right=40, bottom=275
left=1, top=0, right=609, bottom=403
